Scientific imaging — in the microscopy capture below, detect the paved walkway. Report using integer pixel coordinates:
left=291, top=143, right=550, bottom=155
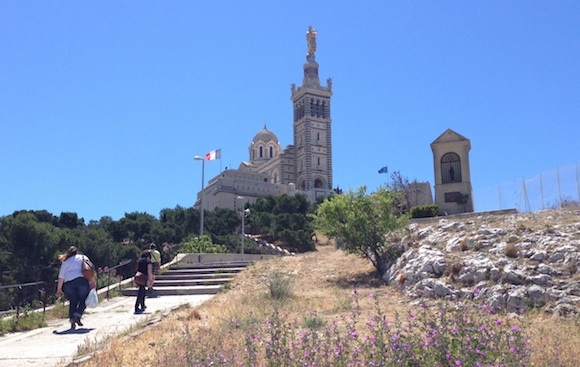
left=0, top=294, right=214, bottom=367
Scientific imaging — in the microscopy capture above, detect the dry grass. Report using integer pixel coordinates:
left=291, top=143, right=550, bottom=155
left=527, top=312, right=580, bottom=367
left=79, top=236, right=580, bottom=367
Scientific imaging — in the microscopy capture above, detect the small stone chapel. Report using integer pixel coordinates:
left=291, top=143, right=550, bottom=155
left=431, top=129, right=474, bottom=215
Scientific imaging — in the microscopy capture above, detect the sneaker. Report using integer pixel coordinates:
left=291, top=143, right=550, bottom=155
left=73, top=313, right=83, bottom=326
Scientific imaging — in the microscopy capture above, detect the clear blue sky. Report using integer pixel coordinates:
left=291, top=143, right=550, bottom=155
left=1, top=2, right=579, bottom=222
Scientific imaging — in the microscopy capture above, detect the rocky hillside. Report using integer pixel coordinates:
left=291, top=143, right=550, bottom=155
left=384, top=208, right=579, bottom=316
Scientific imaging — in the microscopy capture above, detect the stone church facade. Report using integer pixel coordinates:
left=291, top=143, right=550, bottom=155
left=195, top=27, right=333, bottom=211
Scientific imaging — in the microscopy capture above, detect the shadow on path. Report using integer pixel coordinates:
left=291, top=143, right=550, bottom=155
left=52, top=327, right=95, bottom=335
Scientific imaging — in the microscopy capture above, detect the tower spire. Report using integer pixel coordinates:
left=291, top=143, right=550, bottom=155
left=303, top=26, right=320, bottom=88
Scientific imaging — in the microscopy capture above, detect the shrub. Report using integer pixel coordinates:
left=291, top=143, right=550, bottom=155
left=183, top=235, right=229, bottom=254
left=154, top=292, right=531, bottom=366
left=303, top=312, right=325, bottom=330
left=505, top=243, right=518, bottom=258
left=313, top=186, right=408, bottom=275
left=0, top=308, right=47, bottom=335
left=411, top=204, right=439, bottom=218
left=266, top=271, right=294, bottom=300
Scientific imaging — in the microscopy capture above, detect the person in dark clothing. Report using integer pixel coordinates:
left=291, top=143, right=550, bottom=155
left=134, top=250, right=153, bottom=314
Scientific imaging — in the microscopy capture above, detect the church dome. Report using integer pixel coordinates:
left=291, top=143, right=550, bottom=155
left=252, top=125, right=279, bottom=144
left=249, top=125, right=282, bottom=166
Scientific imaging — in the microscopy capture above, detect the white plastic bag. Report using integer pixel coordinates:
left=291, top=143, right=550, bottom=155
left=85, top=289, right=99, bottom=308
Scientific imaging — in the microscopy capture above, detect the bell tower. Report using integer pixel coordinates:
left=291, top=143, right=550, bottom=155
left=291, top=26, right=333, bottom=201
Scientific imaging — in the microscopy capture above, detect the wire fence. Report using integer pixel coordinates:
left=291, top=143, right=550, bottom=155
left=473, top=163, right=580, bottom=213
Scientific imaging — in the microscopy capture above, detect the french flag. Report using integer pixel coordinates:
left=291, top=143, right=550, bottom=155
left=205, top=149, right=221, bottom=161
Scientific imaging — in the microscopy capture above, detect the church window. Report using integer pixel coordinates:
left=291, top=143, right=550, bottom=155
left=317, top=132, right=320, bottom=141
left=269, top=146, right=273, bottom=158
left=259, top=146, right=263, bottom=158
left=314, top=178, right=324, bottom=188
left=317, top=157, right=320, bottom=166
left=441, top=152, right=462, bottom=184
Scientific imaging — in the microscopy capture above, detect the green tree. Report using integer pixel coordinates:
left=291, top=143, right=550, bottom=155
left=248, top=194, right=315, bottom=253
left=182, top=235, right=228, bottom=253
left=0, top=212, right=61, bottom=284
left=159, top=206, right=199, bottom=242
left=204, top=208, right=240, bottom=237
left=114, top=212, right=160, bottom=245
left=58, top=212, right=83, bottom=229
left=312, top=186, right=408, bottom=275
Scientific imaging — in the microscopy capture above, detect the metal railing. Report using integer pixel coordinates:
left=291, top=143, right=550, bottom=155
left=0, top=281, right=47, bottom=319
left=98, top=259, right=134, bottom=300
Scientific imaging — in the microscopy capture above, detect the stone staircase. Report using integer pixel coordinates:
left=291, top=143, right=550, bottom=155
left=122, top=254, right=275, bottom=297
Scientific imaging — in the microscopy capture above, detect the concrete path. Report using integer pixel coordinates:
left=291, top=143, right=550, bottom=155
left=0, top=294, right=214, bottom=367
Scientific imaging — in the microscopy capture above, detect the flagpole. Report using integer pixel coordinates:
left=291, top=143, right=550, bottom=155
left=193, top=156, right=205, bottom=236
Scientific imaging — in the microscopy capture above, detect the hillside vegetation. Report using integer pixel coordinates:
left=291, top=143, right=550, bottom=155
left=81, top=208, right=579, bottom=367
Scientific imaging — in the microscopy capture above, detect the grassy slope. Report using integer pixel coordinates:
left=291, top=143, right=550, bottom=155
left=81, top=210, right=580, bottom=367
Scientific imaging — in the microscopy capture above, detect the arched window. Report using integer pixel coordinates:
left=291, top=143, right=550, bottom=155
left=441, top=152, right=462, bottom=183
left=269, top=146, right=273, bottom=158
left=259, top=146, right=263, bottom=158
left=314, top=178, right=324, bottom=188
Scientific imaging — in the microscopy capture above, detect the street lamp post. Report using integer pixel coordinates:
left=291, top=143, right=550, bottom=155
left=241, top=208, right=245, bottom=255
left=236, top=196, right=248, bottom=254
left=194, top=156, right=205, bottom=236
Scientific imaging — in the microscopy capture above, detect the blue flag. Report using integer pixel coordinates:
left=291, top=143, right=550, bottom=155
left=378, top=166, right=388, bottom=174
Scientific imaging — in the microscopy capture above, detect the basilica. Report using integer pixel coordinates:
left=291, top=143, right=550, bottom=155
left=195, top=27, right=334, bottom=211
left=196, top=27, right=475, bottom=216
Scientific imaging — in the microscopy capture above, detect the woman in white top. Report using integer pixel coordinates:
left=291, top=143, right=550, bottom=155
left=56, top=246, right=96, bottom=330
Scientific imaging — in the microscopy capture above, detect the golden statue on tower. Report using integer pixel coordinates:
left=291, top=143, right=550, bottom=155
left=306, top=26, right=317, bottom=56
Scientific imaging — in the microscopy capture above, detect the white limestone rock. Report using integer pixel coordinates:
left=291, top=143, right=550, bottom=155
left=379, top=209, right=579, bottom=315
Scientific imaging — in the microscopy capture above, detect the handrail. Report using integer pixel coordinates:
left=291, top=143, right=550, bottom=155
left=98, top=259, right=134, bottom=300
left=0, top=281, right=45, bottom=291
left=0, top=281, right=47, bottom=318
